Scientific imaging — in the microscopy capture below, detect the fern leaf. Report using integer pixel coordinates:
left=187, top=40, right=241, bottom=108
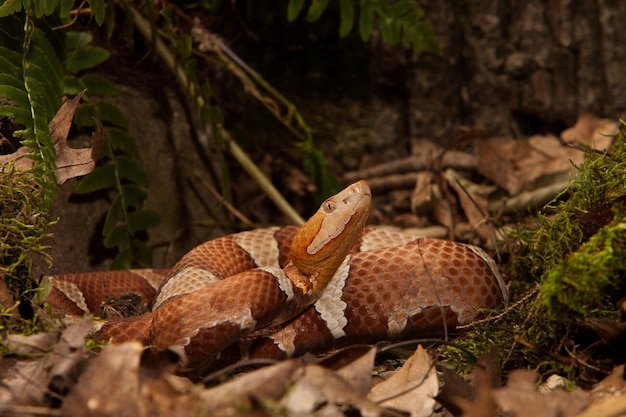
left=59, top=0, right=72, bottom=17
left=88, top=0, right=106, bottom=26
left=79, top=74, right=121, bottom=96
left=66, top=45, right=111, bottom=73
left=120, top=183, right=147, bottom=208
left=359, top=0, right=374, bottom=41
left=0, top=47, right=22, bottom=76
left=116, top=155, right=148, bottom=186
left=287, top=0, right=305, bottom=21
left=0, top=85, right=29, bottom=108
left=307, top=0, right=329, bottom=22
left=0, top=15, right=64, bottom=209
left=105, top=127, right=139, bottom=157
left=34, top=0, right=59, bottom=18
left=127, top=209, right=160, bottom=234
left=339, top=0, right=354, bottom=37
left=0, top=0, right=26, bottom=17
left=73, top=165, right=117, bottom=194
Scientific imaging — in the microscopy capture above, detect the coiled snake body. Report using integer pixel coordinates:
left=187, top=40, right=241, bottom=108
left=46, top=181, right=508, bottom=372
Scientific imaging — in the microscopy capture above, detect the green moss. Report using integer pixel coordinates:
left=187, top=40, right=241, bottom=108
left=529, top=123, right=626, bottom=321
left=0, top=165, right=55, bottom=335
left=541, top=215, right=626, bottom=317
left=442, top=121, right=626, bottom=385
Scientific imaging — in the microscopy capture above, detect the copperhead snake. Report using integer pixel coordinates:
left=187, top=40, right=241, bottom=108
left=45, top=180, right=508, bottom=373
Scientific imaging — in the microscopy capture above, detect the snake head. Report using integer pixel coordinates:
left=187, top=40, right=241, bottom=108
left=289, top=180, right=371, bottom=288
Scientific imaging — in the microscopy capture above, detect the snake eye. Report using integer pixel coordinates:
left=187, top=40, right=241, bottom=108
left=323, top=200, right=336, bottom=213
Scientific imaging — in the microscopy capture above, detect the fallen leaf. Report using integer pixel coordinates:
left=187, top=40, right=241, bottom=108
left=198, top=359, right=302, bottom=413
left=0, top=146, right=32, bottom=169
left=61, top=341, right=145, bottom=417
left=335, top=346, right=377, bottom=395
left=561, top=114, right=616, bottom=150
left=455, top=366, right=498, bottom=417
left=51, top=92, right=105, bottom=184
left=572, top=364, right=626, bottom=417
left=474, top=135, right=582, bottom=196
left=493, top=369, right=589, bottom=417
left=368, top=345, right=439, bottom=417
left=410, top=171, right=436, bottom=215
left=437, top=366, right=476, bottom=417
left=281, top=363, right=392, bottom=416
left=0, top=318, right=93, bottom=409
left=444, top=169, right=497, bottom=243
left=0, top=91, right=104, bottom=184
left=438, top=345, right=501, bottom=417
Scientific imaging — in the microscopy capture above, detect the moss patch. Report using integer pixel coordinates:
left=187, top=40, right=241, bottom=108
left=442, top=121, right=626, bottom=386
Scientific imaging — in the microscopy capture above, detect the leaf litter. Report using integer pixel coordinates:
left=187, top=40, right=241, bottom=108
left=2, top=320, right=626, bottom=416
left=2, top=115, right=626, bottom=416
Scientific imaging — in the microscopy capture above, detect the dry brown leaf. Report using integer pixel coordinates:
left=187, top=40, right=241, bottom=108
left=0, top=279, right=14, bottom=310
left=444, top=169, right=496, bottom=243
left=0, top=147, right=32, bottom=170
left=281, top=364, right=393, bottom=417
left=437, top=367, right=476, bottom=417
left=473, top=136, right=523, bottom=195
left=493, top=369, right=589, bottom=417
left=410, top=171, right=436, bottom=215
left=0, top=91, right=104, bottom=184
left=3, top=332, right=59, bottom=356
left=455, top=367, right=498, bottom=417
left=474, top=135, right=581, bottom=196
left=524, top=134, right=582, bottom=182
left=438, top=345, right=501, bottom=417
left=0, top=318, right=93, bottom=410
left=52, top=93, right=105, bottom=184
left=561, top=114, right=617, bottom=150
left=572, top=365, right=626, bottom=417
left=61, top=341, right=145, bottom=417
left=335, top=346, right=377, bottom=395
left=368, top=345, right=438, bottom=417
left=474, top=115, right=615, bottom=199
left=198, top=359, right=302, bottom=413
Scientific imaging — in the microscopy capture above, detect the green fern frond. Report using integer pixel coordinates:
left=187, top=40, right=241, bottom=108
left=0, top=0, right=104, bottom=22
left=0, top=14, right=64, bottom=210
left=287, top=0, right=438, bottom=53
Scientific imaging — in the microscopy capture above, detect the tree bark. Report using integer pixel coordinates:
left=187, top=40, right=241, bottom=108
left=410, top=0, right=626, bottom=143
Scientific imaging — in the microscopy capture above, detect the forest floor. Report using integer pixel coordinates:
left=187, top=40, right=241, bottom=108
left=2, top=114, right=626, bottom=417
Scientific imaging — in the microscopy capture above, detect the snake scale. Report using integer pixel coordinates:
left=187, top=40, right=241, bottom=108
left=45, top=180, right=508, bottom=373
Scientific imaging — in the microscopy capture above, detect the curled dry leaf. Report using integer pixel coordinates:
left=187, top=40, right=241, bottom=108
left=368, top=345, right=439, bottom=417
left=198, top=359, right=302, bottom=413
left=493, top=369, right=589, bottom=417
left=281, top=363, right=393, bottom=417
left=444, top=169, right=499, bottom=243
left=52, top=93, right=105, bottom=184
left=335, top=346, right=377, bottom=395
left=410, top=171, right=436, bottom=215
left=474, top=114, right=615, bottom=199
left=473, top=135, right=580, bottom=196
left=0, top=91, right=104, bottom=184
